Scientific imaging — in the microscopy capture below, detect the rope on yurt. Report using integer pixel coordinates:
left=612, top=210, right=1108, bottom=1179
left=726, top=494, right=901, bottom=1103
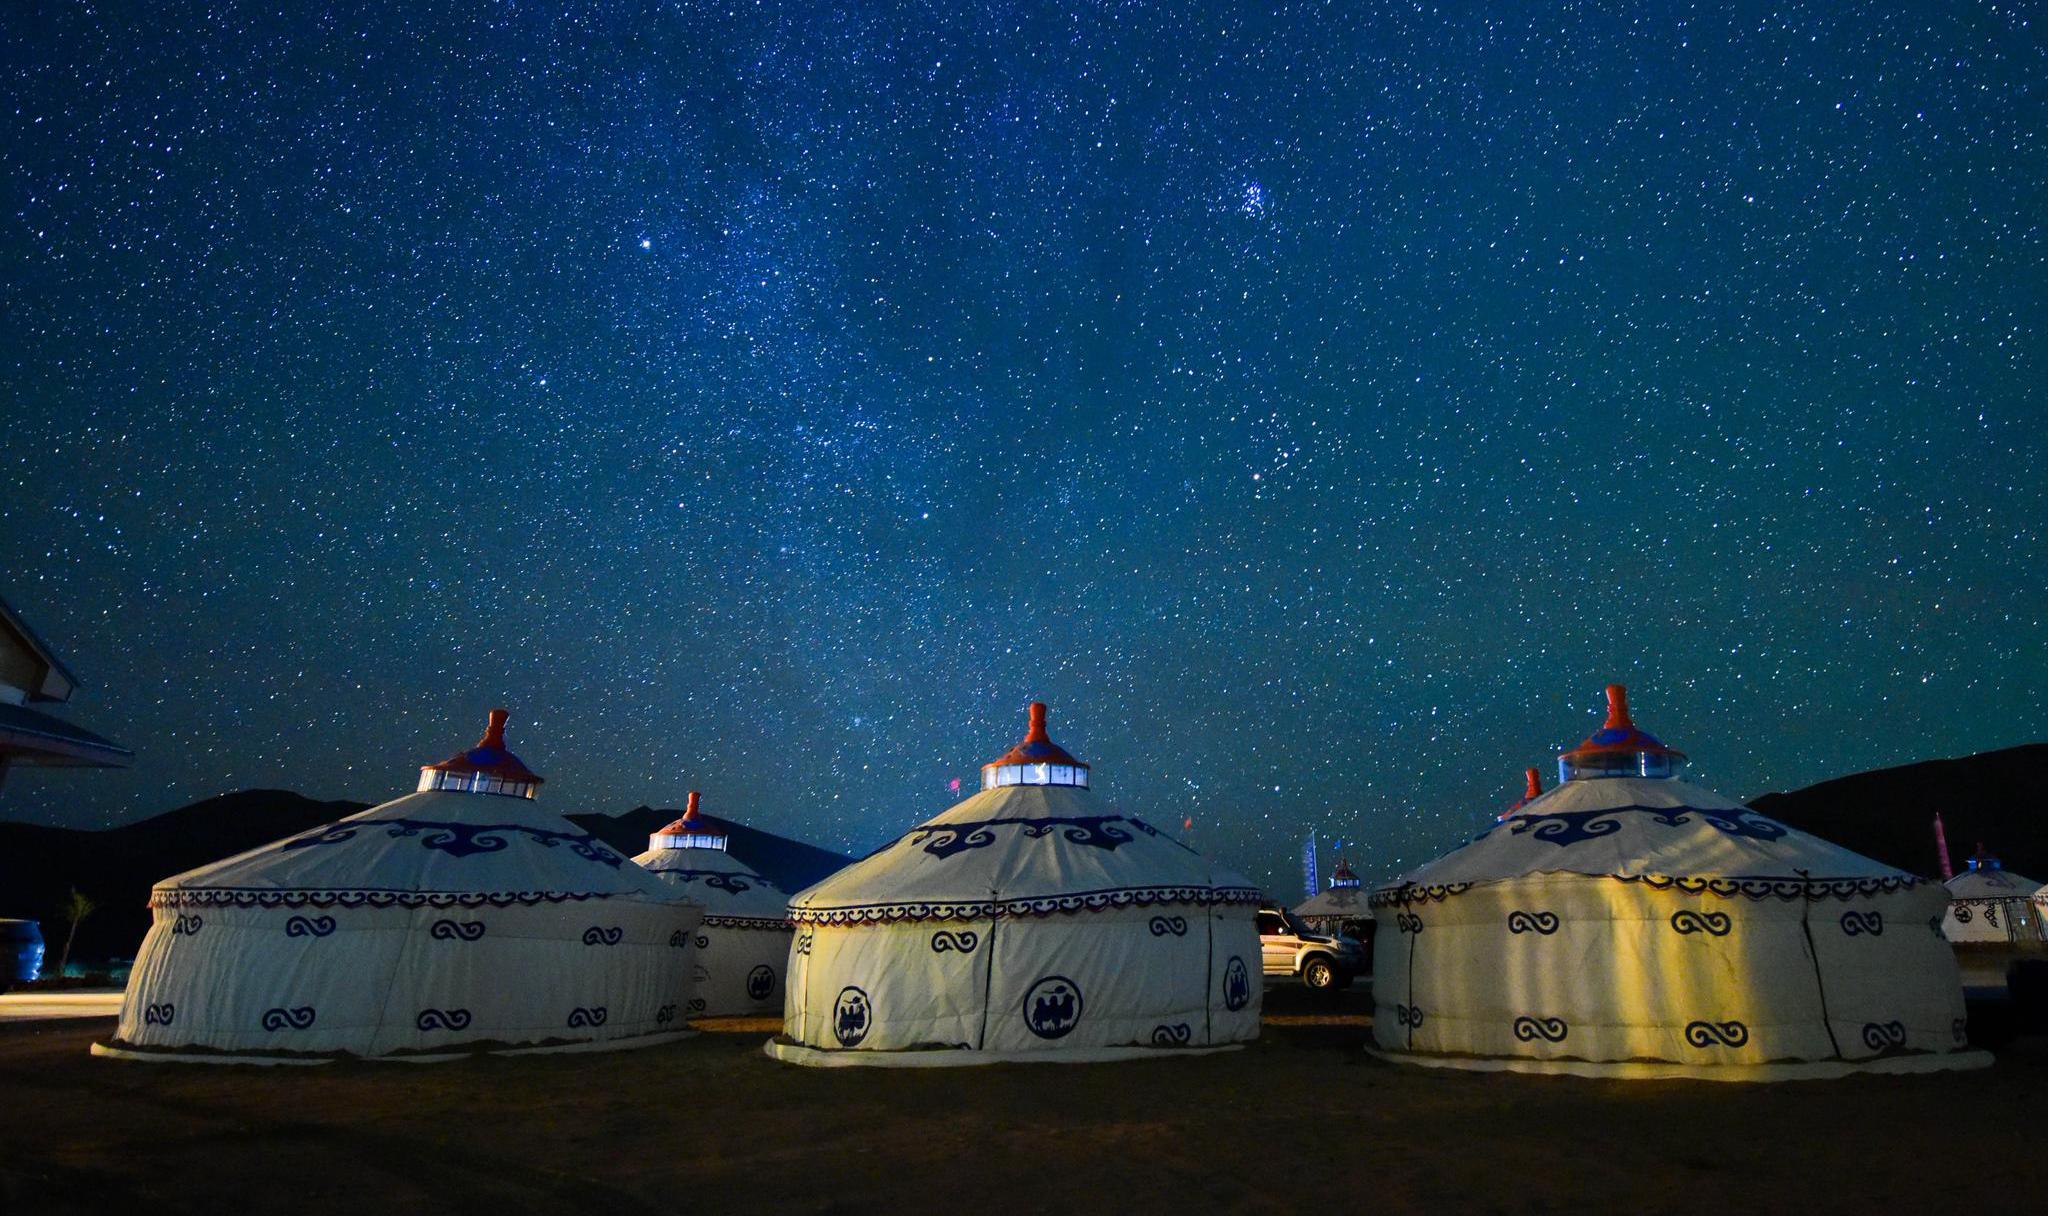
left=1203, top=892, right=1214, bottom=1046
left=976, top=890, right=999, bottom=1050
left=1794, top=868, right=1845, bottom=1060
left=1401, top=880, right=1418, bottom=1050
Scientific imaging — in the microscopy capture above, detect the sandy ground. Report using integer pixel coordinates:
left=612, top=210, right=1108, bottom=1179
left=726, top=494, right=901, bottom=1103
left=0, top=991, right=124, bottom=1023
left=1, top=991, right=2041, bottom=1216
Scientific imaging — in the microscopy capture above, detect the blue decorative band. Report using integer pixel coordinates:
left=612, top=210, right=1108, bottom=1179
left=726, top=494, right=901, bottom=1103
left=280, top=817, right=625, bottom=866
left=791, top=884, right=1261, bottom=926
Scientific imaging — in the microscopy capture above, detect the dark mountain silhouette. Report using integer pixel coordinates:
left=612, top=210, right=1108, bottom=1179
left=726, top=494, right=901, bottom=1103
left=0, top=790, right=365, bottom=966
left=0, top=790, right=853, bottom=967
left=1748, top=742, right=2048, bottom=878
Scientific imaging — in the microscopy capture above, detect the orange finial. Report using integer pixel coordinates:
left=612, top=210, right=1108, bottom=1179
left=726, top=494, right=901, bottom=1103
left=1025, top=702, right=1049, bottom=742
left=482, top=708, right=509, bottom=748
left=1603, top=684, right=1632, bottom=730
left=1523, top=767, right=1543, bottom=802
left=683, top=790, right=701, bottom=821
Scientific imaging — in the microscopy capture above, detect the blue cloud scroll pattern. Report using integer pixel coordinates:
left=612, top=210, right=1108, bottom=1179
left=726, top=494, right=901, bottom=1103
left=1684, top=1020, right=1748, bottom=1048
left=1512, top=1016, right=1568, bottom=1043
left=262, top=1006, right=316, bottom=1031
left=431, top=919, right=486, bottom=942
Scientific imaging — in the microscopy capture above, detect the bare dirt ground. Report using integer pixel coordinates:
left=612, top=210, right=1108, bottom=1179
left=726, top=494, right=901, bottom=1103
left=1, top=990, right=2039, bottom=1216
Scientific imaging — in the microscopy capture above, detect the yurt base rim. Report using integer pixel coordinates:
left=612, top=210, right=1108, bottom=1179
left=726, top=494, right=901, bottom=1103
left=764, top=1038, right=1246, bottom=1068
left=1364, top=1044, right=1994, bottom=1082
left=91, top=1027, right=697, bottom=1065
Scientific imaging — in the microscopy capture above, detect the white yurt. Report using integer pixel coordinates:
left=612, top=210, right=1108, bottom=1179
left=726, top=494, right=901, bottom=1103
left=99, top=710, right=703, bottom=1062
left=1942, top=845, right=2046, bottom=945
left=1294, top=860, right=1369, bottom=932
left=1371, top=685, right=1986, bottom=1080
left=770, top=703, right=1263, bottom=1066
left=633, top=791, right=794, bottom=1016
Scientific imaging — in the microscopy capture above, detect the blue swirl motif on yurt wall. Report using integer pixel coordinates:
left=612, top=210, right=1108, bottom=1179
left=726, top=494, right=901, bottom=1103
left=1861, top=1021, right=1908, bottom=1053
left=282, top=819, right=623, bottom=867
left=415, top=1008, right=472, bottom=1031
left=171, top=914, right=203, bottom=936
left=668, top=929, right=691, bottom=948
left=1148, top=915, right=1189, bottom=937
left=262, top=1006, right=317, bottom=1031
left=1223, top=957, right=1251, bottom=1011
left=143, top=1002, right=175, bottom=1026
left=655, top=1004, right=678, bottom=1024
left=907, top=815, right=1137, bottom=859
left=1952, top=1018, right=1969, bottom=1044
left=833, top=986, right=871, bottom=1046
left=1506, top=911, right=1559, bottom=935
left=566, top=1006, right=608, bottom=1028
left=1395, top=912, right=1424, bottom=934
left=1670, top=909, right=1732, bottom=936
left=430, top=919, right=486, bottom=942
left=1394, top=1004, right=1424, bottom=1028
left=1151, top=1023, right=1192, bottom=1046
left=929, top=930, right=979, bottom=953
left=1023, top=976, right=1083, bottom=1039
left=1839, top=910, right=1884, bottom=937
left=1512, top=1016, right=1568, bottom=1043
left=581, top=925, right=624, bottom=946
left=1684, top=1020, right=1749, bottom=1048
left=746, top=965, right=776, bottom=1000
left=1510, top=805, right=1788, bottom=848
left=794, top=930, right=814, bottom=955
left=284, top=915, right=336, bottom=938
left=687, top=997, right=707, bottom=1013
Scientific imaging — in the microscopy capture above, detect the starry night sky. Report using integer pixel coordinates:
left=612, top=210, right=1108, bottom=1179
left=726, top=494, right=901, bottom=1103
left=4, top=2, right=2043, bottom=891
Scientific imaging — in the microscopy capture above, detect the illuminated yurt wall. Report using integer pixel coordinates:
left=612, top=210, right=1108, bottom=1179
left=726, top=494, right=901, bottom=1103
left=1371, top=685, right=1985, bottom=1080
left=1942, top=846, right=2046, bottom=945
left=634, top=791, right=794, bottom=1016
left=771, top=703, right=1262, bottom=1066
left=102, top=710, right=702, bottom=1062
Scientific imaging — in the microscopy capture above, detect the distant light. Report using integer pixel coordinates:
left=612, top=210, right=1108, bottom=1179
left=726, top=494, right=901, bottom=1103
left=639, top=237, right=652, bottom=250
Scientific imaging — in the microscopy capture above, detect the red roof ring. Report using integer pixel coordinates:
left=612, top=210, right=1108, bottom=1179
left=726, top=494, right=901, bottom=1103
left=422, top=708, right=545, bottom=785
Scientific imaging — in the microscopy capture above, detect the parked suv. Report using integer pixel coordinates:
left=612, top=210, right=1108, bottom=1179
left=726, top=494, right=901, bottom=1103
left=1256, top=904, right=1363, bottom=991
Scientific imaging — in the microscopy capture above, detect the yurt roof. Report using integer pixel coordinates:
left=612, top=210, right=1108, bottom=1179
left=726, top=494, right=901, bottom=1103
left=1945, top=848, right=2043, bottom=900
left=632, top=792, right=790, bottom=925
left=790, top=705, right=1256, bottom=925
left=1377, top=687, right=1922, bottom=906
left=149, top=713, right=682, bottom=910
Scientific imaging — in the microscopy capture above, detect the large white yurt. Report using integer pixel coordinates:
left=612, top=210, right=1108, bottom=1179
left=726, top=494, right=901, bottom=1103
left=1942, top=845, right=2046, bottom=945
left=633, top=791, right=794, bottom=1016
left=1371, top=685, right=1987, bottom=1080
left=99, top=710, right=703, bottom=1062
left=770, top=703, right=1263, bottom=1066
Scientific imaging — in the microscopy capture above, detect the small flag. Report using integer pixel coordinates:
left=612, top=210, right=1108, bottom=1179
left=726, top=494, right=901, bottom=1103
left=949, top=778, right=962, bottom=793
left=1183, top=817, right=1194, bottom=831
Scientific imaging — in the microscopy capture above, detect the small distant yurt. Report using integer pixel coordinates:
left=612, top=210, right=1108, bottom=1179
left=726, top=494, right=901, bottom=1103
left=1294, top=860, right=1369, bottom=934
left=633, top=792, right=794, bottom=1016
left=1372, top=685, right=1985, bottom=1080
left=1943, top=845, right=2046, bottom=945
left=101, top=710, right=703, bottom=1062
left=771, top=703, right=1262, bottom=1066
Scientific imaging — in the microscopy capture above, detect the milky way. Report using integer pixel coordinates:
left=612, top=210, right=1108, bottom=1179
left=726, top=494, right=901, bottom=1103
left=4, top=2, right=2043, bottom=892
